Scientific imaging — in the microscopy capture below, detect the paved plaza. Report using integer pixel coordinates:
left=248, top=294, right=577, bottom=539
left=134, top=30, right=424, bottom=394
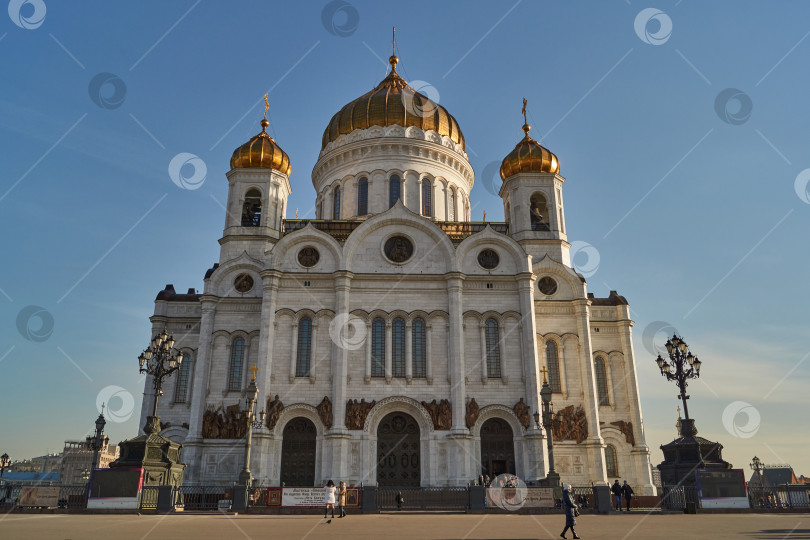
left=0, top=512, right=807, bottom=540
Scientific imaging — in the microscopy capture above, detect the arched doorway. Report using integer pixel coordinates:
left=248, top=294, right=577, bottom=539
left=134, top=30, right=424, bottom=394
left=376, top=411, right=420, bottom=486
left=480, top=418, right=516, bottom=477
left=280, top=417, right=316, bottom=486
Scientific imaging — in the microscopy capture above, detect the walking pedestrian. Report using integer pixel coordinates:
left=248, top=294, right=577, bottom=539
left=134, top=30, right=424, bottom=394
left=324, top=480, right=336, bottom=521
left=622, top=480, right=634, bottom=511
left=396, top=491, right=404, bottom=511
left=560, top=484, right=581, bottom=539
left=338, top=481, right=347, bottom=518
left=611, top=479, right=623, bottom=511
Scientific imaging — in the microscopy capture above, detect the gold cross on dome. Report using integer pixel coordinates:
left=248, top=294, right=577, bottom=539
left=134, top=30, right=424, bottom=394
left=263, top=93, right=269, bottom=121
left=522, top=98, right=528, bottom=125
left=392, top=26, right=396, bottom=56
left=249, top=363, right=259, bottom=381
left=539, top=365, right=549, bottom=383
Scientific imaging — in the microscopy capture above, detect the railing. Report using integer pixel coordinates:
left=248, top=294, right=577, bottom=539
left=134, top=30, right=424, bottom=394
left=660, top=485, right=700, bottom=511
left=282, top=219, right=510, bottom=245
left=749, top=485, right=810, bottom=509
left=376, top=487, right=468, bottom=510
left=58, top=485, right=89, bottom=509
left=0, top=484, right=22, bottom=507
left=139, top=486, right=159, bottom=510
left=175, top=486, right=233, bottom=511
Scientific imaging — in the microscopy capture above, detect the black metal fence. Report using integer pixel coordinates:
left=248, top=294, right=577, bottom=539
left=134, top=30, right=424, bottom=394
left=749, top=485, right=810, bottom=509
left=660, top=485, right=700, bottom=511
left=376, top=487, right=469, bottom=510
left=175, top=485, right=233, bottom=511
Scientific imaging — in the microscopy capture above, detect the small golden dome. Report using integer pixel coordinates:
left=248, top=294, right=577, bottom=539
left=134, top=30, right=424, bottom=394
left=321, top=56, right=465, bottom=151
left=499, top=123, right=559, bottom=180
left=230, top=118, right=291, bottom=176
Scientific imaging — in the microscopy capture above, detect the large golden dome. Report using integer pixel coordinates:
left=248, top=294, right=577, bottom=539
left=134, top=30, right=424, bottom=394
left=321, top=55, right=465, bottom=151
left=500, top=123, right=559, bottom=180
left=230, top=118, right=291, bottom=176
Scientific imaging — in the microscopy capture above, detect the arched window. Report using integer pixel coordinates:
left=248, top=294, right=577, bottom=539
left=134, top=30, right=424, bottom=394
left=388, top=174, right=401, bottom=208
left=449, top=189, right=456, bottom=221
left=174, top=350, right=192, bottom=403
left=485, top=318, right=501, bottom=378
left=530, top=192, right=550, bottom=231
left=546, top=341, right=562, bottom=393
left=228, top=338, right=245, bottom=391
left=421, top=179, right=432, bottom=216
left=392, top=317, right=405, bottom=377
left=605, top=444, right=619, bottom=478
left=595, top=356, right=610, bottom=406
left=295, top=317, right=312, bottom=377
left=241, top=189, right=262, bottom=227
left=371, top=317, right=385, bottom=377
left=412, top=317, right=426, bottom=378
left=357, top=177, right=368, bottom=215
left=333, top=186, right=341, bottom=220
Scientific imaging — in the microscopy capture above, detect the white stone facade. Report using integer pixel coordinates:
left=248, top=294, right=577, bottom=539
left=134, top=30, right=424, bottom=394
left=139, top=106, right=656, bottom=495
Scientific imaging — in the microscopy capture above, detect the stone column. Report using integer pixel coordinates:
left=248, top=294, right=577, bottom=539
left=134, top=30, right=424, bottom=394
left=289, top=320, right=298, bottom=383
left=405, top=320, right=413, bottom=382
left=498, top=324, right=507, bottom=381
left=479, top=321, right=488, bottom=383
left=187, top=298, right=217, bottom=441
left=426, top=323, right=433, bottom=384
left=618, top=313, right=656, bottom=495
left=574, top=298, right=607, bottom=485
left=446, top=273, right=466, bottom=431
left=516, top=273, right=542, bottom=420
left=258, top=271, right=281, bottom=403
left=310, top=319, right=318, bottom=383
left=331, top=272, right=353, bottom=429
left=365, top=320, right=372, bottom=382
left=384, top=321, right=393, bottom=382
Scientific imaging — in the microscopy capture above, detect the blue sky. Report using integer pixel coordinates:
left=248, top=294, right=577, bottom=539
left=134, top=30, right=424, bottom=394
left=1, top=0, right=809, bottom=477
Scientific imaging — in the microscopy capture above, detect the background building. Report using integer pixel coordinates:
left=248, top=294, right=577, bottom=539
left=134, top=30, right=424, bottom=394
left=59, top=437, right=118, bottom=486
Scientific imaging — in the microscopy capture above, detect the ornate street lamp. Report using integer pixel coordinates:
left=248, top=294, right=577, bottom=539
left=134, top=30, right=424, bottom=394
left=750, top=456, right=763, bottom=475
left=138, top=329, right=184, bottom=434
left=90, top=405, right=107, bottom=477
left=655, top=334, right=701, bottom=436
left=0, top=453, right=10, bottom=479
left=238, top=364, right=260, bottom=487
left=539, top=366, right=560, bottom=487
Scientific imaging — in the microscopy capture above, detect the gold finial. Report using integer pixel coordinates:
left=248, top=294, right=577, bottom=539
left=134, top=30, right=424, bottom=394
left=539, top=364, right=549, bottom=383
left=677, top=406, right=681, bottom=418
left=389, top=26, right=399, bottom=72
left=261, top=94, right=270, bottom=132
left=521, top=97, right=530, bottom=136
left=295, top=208, right=299, bottom=219
left=675, top=406, right=682, bottom=436
left=249, top=363, right=259, bottom=382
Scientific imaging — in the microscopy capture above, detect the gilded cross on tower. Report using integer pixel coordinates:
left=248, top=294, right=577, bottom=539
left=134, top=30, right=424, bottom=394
left=263, top=93, right=269, bottom=121
left=539, top=364, right=549, bottom=383
left=249, top=363, right=259, bottom=382
left=392, top=26, right=396, bottom=56
left=522, top=97, right=528, bottom=125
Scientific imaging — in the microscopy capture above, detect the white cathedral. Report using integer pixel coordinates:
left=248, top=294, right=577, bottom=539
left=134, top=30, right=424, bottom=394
left=139, top=48, right=656, bottom=494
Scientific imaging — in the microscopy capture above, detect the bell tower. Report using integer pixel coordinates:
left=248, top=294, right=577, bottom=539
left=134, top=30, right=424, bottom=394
left=500, top=99, right=570, bottom=266
left=220, top=97, right=292, bottom=263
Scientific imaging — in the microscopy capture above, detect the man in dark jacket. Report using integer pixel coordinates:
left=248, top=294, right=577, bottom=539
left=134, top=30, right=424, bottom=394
left=611, top=479, right=623, bottom=511
left=560, top=484, right=580, bottom=539
left=622, top=481, right=634, bottom=511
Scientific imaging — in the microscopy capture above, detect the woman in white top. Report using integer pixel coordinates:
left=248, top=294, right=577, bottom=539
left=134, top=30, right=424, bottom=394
left=324, top=479, right=336, bottom=519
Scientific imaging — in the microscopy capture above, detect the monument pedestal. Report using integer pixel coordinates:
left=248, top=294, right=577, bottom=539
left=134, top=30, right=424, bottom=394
left=657, top=419, right=731, bottom=486
left=110, top=416, right=186, bottom=490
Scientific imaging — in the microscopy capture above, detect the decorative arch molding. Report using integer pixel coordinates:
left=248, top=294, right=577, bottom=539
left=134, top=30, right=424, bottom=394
left=532, top=254, right=587, bottom=295
left=362, top=396, right=435, bottom=435
left=268, top=222, right=343, bottom=268
left=456, top=225, right=531, bottom=273
left=274, top=308, right=297, bottom=319
left=207, top=251, right=264, bottom=295
left=272, top=403, right=325, bottom=438
left=473, top=404, right=526, bottom=437
left=159, top=426, right=189, bottom=444
left=342, top=199, right=457, bottom=272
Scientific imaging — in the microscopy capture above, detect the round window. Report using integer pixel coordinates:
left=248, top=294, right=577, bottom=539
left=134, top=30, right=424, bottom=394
left=298, top=246, right=320, bottom=268
left=477, top=249, right=499, bottom=270
left=383, top=236, right=414, bottom=263
left=538, top=276, right=558, bottom=296
left=234, top=273, right=254, bottom=293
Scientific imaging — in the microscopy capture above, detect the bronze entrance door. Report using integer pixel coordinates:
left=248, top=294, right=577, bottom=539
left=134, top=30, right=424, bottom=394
left=376, top=412, right=420, bottom=486
left=480, top=418, right=515, bottom=477
left=280, top=417, right=316, bottom=486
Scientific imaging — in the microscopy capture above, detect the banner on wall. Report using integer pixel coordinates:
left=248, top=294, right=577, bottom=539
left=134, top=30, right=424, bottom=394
left=19, top=486, right=60, bottom=507
left=266, top=487, right=360, bottom=507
